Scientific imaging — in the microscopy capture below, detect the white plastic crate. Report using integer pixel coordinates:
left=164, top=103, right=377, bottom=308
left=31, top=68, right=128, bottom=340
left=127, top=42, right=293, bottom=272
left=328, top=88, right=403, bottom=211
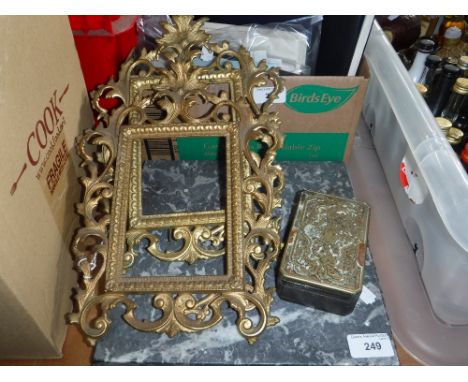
left=363, top=21, right=468, bottom=326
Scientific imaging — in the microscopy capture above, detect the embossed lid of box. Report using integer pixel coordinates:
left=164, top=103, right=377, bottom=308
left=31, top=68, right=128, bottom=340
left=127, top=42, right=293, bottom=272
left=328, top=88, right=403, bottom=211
left=277, top=191, right=370, bottom=315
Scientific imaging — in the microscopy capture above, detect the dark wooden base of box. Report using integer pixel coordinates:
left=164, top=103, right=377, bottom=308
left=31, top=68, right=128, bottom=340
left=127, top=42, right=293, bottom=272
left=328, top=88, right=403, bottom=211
left=277, top=275, right=359, bottom=316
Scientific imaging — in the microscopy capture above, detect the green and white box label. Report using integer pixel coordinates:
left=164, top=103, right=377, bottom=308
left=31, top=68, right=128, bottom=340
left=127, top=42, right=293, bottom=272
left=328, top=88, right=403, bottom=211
left=286, top=84, right=359, bottom=113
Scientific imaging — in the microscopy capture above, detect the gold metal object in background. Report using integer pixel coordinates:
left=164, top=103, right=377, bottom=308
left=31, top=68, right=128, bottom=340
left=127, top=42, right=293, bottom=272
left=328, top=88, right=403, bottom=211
left=69, top=16, right=284, bottom=345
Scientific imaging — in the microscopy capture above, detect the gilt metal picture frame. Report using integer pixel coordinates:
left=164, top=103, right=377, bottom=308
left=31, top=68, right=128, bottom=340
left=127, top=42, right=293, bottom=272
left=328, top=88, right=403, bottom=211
left=108, top=123, right=244, bottom=292
left=69, top=16, right=285, bottom=345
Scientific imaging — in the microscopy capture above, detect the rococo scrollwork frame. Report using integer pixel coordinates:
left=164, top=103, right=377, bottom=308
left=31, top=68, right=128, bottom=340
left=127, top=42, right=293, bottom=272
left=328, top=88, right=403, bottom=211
left=69, top=16, right=285, bottom=345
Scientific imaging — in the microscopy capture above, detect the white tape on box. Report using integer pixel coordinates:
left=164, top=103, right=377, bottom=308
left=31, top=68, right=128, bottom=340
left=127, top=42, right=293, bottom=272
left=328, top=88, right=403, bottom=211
left=253, top=86, right=287, bottom=104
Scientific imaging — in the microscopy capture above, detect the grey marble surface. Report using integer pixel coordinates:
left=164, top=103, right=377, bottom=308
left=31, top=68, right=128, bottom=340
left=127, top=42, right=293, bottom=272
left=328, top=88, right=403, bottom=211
left=93, top=161, right=399, bottom=365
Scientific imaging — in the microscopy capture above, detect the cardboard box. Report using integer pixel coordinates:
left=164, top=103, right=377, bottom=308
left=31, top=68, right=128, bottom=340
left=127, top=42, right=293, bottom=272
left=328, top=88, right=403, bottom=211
left=148, top=76, right=367, bottom=163
left=272, top=76, right=367, bottom=163
left=0, top=16, right=93, bottom=358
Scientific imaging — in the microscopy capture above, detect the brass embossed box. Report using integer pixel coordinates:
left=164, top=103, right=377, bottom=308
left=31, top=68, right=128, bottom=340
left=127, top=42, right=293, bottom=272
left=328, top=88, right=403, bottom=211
left=277, top=191, right=370, bottom=315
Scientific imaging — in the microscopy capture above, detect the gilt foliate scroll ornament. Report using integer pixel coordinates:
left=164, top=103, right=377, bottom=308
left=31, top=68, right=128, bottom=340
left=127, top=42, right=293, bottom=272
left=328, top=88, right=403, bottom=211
left=69, top=16, right=284, bottom=345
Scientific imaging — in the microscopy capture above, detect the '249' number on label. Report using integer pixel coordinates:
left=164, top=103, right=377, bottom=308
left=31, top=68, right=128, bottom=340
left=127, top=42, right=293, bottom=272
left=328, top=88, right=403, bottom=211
left=364, top=342, right=382, bottom=351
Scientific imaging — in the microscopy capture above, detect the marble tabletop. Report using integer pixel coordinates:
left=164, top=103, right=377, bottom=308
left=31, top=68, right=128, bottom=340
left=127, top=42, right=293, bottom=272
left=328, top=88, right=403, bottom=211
left=93, top=161, right=399, bottom=365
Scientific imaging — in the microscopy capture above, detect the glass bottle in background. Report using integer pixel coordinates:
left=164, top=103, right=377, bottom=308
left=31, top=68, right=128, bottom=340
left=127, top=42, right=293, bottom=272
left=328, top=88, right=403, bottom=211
left=408, top=38, right=437, bottom=83
left=426, top=64, right=461, bottom=116
left=420, top=16, right=442, bottom=38
left=435, top=116, right=452, bottom=136
left=416, top=83, right=428, bottom=97
left=433, top=16, right=446, bottom=38
left=462, top=19, right=468, bottom=55
left=442, top=57, right=459, bottom=66
left=438, top=16, right=466, bottom=44
left=418, top=54, right=442, bottom=91
left=378, top=16, right=421, bottom=51
left=446, top=127, right=464, bottom=154
left=436, top=25, right=464, bottom=61
left=441, top=78, right=468, bottom=123
left=457, top=56, right=468, bottom=78
left=452, top=94, right=468, bottom=144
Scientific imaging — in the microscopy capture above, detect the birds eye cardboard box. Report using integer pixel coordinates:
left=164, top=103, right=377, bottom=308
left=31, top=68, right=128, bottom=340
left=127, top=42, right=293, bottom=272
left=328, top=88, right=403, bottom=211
left=270, top=75, right=367, bottom=163
left=0, top=16, right=93, bottom=358
left=148, top=75, right=367, bottom=164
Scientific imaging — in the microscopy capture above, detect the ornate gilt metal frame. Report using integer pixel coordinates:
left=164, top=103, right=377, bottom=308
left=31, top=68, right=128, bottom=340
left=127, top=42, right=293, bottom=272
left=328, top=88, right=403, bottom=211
left=69, top=16, right=285, bottom=345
